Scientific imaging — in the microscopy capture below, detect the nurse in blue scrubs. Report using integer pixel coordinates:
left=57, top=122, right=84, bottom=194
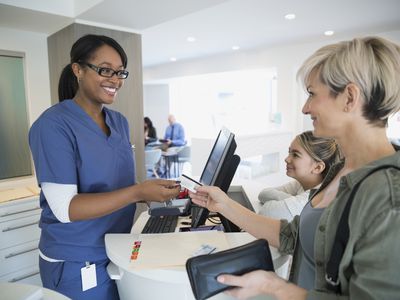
left=29, top=34, right=180, bottom=300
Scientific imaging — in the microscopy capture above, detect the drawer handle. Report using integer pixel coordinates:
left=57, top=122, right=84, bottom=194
left=5, top=246, right=39, bottom=259
left=10, top=270, right=40, bottom=282
left=2, top=220, right=39, bottom=232
left=0, top=207, right=41, bottom=217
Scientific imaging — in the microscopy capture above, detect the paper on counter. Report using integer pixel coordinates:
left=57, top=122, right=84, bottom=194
left=129, top=231, right=229, bottom=269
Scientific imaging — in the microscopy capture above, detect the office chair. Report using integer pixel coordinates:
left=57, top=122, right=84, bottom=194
left=145, top=148, right=162, bottom=178
left=177, top=145, right=191, bottom=176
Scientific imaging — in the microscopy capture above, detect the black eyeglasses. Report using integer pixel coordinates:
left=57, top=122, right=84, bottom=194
left=81, top=62, right=129, bottom=79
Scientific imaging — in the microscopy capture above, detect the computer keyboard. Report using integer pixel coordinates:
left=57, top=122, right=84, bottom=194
left=141, top=215, right=179, bottom=234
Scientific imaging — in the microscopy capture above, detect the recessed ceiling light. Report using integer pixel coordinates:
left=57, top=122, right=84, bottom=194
left=170, top=57, right=177, bottom=62
left=187, top=36, right=196, bottom=42
left=324, top=30, right=334, bottom=36
left=232, top=46, right=240, bottom=50
left=284, top=13, right=296, bottom=20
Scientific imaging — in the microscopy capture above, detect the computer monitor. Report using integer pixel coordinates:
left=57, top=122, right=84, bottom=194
left=199, top=127, right=234, bottom=186
left=191, top=127, right=240, bottom=228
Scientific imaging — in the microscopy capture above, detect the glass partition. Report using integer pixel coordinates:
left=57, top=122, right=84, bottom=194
left=0, top=52, right=32, bottom=180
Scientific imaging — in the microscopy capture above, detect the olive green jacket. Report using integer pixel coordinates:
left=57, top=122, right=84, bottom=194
left=279, top=147, right=400, bottom=299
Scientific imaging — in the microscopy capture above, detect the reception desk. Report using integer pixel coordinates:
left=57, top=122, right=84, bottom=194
left=105, top=183, right=289, bottom=300
left=106, top=232, right=289, bottom=300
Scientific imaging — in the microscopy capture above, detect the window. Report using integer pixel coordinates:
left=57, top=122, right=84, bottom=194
left=387, top=112, right=400, bottom=141
left=169, top=68, right=277, bottom=139
left=0, top=52, right=32, bottom=180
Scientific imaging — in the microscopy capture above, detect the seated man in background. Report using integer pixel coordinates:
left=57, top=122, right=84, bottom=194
left=162, top=114, right=186, bottom=147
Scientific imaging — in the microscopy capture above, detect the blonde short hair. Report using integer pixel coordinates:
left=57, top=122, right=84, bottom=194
left=297, top=36, right=400, bottom=127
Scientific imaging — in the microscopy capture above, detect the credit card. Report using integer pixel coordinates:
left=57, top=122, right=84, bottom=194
left=179, top=174, right=202, bottom=193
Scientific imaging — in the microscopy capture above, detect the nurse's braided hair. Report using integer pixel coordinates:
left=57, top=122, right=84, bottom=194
left=58, top=34, right=127, bottom=101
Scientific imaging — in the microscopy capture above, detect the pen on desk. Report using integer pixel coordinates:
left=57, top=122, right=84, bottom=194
left=208, top=247, right=217, bottom=254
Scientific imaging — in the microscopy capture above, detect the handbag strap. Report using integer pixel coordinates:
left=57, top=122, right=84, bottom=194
left=325, top=165, right=400, bottom=293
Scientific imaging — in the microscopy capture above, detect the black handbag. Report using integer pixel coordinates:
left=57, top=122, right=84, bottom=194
left=186, top=239, right=274, bottom=300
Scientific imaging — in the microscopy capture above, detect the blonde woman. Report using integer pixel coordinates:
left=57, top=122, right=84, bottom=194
left=190, top=36, right=400, bottom=299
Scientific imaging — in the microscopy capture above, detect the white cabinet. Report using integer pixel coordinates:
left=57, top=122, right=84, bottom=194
left=0, top=196, right=41, bottom=285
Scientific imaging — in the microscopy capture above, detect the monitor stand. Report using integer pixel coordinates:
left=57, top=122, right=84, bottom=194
left=216, top=155, right=242, bottom=232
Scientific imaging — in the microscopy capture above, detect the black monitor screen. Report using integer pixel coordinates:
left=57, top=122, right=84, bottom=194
left=191, top=127, right=240, bottom=228
left=199, top=127, right=233, bottom=186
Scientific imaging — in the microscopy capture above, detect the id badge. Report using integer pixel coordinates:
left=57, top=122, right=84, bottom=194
left=81, top=262, right=97, bottom=291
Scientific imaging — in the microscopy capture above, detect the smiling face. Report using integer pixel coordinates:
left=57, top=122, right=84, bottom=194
left=73, top=44, right=125, bottom=106
left=302, top=70, right=347, bottom=139
left=284, top=137, right=321, bottom=182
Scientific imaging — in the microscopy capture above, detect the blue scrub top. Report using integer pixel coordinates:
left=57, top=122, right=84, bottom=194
left=29, top=99, right=136, bottom=262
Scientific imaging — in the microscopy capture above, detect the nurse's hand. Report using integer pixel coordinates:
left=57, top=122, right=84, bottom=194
left=138, top=179, right=180, bottom=202
left=217, top=270, right=307, bottom=300
left=188, top=185, right=231, bottom=214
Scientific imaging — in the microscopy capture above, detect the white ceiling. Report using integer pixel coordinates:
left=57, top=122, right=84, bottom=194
left=1, top=0, right=399, bottom=67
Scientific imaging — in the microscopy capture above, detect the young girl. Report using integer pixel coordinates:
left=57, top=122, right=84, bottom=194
left=258, top=131, right=341, bottom=220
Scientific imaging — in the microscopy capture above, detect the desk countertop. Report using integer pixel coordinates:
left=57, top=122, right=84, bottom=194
left=106, top=182, right=287, bottom=276
left=104, top=183, right=288, bottom=300
left=105, top=231, right=288, bottom=300
left=105, top=231, right=266, bottom=280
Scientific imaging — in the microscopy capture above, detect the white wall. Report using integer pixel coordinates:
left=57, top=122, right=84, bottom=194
left=143, top=30, right=400, bottom=185
left=0, top=27, right=51, bottom=189
left=0, top=0, right=74, bottom=16
left=144, top=30, right=400, bottom=137
left=0, top=0, right=103, bottom=17
left=143, top=84, right=170, bottom=138
left=1, top=27, right=399, bottom=189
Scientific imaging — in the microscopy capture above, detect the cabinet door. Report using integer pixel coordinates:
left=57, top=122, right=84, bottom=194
left=0, top=197, right=41, bottom=223
left=0, top=265, right=41, bottom=285
left=0, top=240, right=39, bottom=277
left=0, top=214, right=40, bottom=248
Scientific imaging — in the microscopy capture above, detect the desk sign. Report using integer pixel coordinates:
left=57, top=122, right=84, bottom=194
left=130, top=240, right=142, bottom=261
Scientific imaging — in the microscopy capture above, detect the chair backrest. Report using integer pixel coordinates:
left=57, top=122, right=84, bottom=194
left=145, top=149, right=162, bottom=169
left=177, top=145, right=191, bottom=162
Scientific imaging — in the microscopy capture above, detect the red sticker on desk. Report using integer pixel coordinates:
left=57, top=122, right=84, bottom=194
left=130, top=240, right=142, bottom=261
